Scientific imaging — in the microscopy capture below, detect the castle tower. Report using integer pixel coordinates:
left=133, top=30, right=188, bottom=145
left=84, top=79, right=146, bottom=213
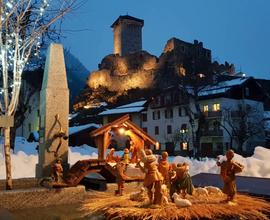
left=111, top=15, right=144, bottom=56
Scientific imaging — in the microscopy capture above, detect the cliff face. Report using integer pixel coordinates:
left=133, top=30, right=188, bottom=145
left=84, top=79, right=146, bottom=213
left=87, top=51, right=158, bottom=91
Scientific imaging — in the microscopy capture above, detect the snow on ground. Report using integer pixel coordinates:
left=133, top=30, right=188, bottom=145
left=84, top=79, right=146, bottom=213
left=172, top=147, right=270, bottom=178
left=0, top=137, right=270, bottom=179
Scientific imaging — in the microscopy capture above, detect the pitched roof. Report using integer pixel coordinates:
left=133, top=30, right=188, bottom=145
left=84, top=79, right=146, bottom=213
left=99, top=100, right=147, bottom=116
left=69, top=123, right=100, bottom=136
left=90, top=114, right=157, bottom=147
left=111, top=15, right=144, bottom=28
left=198, top=77, right=250, bottom=97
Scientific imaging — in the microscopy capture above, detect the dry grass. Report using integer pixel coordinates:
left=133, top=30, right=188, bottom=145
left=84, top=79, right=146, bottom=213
left=82, top=191, right=270, bottom=220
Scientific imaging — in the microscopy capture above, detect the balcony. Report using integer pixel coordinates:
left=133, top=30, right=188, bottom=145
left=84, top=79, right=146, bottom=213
left=231, top=111, right=241, bottom=118
left=203, top=111, right=222, bottom=118
left=201, top=129, right=223, bottom=137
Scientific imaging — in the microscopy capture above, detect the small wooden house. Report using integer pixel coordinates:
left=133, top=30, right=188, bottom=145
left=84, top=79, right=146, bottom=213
left=90, top=114, right=159, bottom=159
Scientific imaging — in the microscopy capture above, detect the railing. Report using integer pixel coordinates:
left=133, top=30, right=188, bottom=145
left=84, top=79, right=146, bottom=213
left=203, top=111, right=222, bottom=118
left=201, top=129, right=223, bottom=136
left=230, top=111, right=241, bottom=118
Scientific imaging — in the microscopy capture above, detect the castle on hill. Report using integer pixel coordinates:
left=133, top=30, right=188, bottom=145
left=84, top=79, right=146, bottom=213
left=75, top=15, right=235, bottom=109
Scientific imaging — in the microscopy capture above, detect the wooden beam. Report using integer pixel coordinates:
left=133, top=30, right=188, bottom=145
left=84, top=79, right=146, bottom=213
left=125, top=120, right=157, bottom=146
left=90, top=114, right=130, bottom=137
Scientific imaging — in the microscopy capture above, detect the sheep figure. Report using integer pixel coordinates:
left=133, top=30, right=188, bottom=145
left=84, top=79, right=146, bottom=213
left=205, top=186, right=223, bottom=196
left=193, top=187, right=209, bottom=197
left=172, top=193, right=192, bottom=207
left=130, top=187, right=146, bottom=202
left=161, top=184, right=169, bottom=205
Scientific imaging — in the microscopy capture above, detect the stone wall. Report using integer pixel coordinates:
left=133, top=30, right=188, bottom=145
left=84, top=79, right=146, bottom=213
left=0, top=185, right=86, bottom=210
left=0, top=178, right=39, bottom=191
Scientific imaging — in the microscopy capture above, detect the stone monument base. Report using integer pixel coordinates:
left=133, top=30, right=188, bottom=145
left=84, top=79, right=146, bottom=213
left=0, top=183, right=85, bottom=210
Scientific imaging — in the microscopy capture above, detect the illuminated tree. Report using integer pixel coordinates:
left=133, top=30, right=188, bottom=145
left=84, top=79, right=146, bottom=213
left=0, top=0, right=78, bottom=190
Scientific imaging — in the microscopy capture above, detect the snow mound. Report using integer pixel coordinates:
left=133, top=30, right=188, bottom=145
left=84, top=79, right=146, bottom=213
left=172, top=147, right=270, bottom=178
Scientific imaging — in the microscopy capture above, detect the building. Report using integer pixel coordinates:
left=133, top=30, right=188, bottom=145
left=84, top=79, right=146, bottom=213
left=15, top=70, right=42, bottom=139
left=111, top=15, right=144, bottom=56
left=141, top=86, right=194, bottom=155
left=164, top=38, right=212, bottom=62
left=198, top=77, right=265, bottom=156
left=99, top=77, right=266, bottom=157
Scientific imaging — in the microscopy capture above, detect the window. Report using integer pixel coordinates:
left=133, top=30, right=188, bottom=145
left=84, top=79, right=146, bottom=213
left=152, top=110, right=160, bottom=120
left=143, top=127, right=148, bottom=133
left=181, top=142, right=188, bottom=150
left=179, top=66, right=186, bottom=76
left=245, top=87, right=250, bottom=96
left=198, top=73, right=205, bottom=78
left=28, top=123, right=31, bottom=132
left=155, top=97, right=160, bottom=105
left=165, top=95, right=172, bottom=105
left=178, top=107, right=182, bottom=116
left=213, top=120, right=220, bottom=130
left=37, top=109, right=40, bottom=117
left=167, top=125, right=172, bottom=134
left=181, top=45, right=185, bottom=52
left=180, top=124, right=188, bottom=133
left=155, top=126, right=159, bottom=135
left=142, top=113, right=147, bottom=122
left=203, top=105, right=208, bottom=112
left=174, top=94, right=179, bottom=103
left=165, top=109, right=173, bottom=118
left=182, top=108, right=187, bottom=116
left=213, top=103, right=220, bottom=111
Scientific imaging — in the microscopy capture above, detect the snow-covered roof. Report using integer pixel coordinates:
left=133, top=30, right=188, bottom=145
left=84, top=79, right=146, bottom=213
left=83, top=102, right=108, bottom=109
left=116, top=100, right=147, bottom=109
left=99, top=107, right=145, bottom=116
left=99, top=100, right=147, bottom=116
left=198, top=77, right=249, bottom=96
left=69, top=113, right=78, bottom=120
left=198, top=87, right=229, bottom=96
left=69, top=123, right=100, bottom=135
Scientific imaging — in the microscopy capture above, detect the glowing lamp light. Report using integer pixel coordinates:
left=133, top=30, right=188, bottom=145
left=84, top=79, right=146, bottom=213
left=118, top=127, right=126, bottom=135
left=155, top=142, right=160, bottom=150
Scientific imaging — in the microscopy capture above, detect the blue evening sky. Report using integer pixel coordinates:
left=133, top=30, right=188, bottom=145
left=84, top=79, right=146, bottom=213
left=61, top=0, right=270, bottom=79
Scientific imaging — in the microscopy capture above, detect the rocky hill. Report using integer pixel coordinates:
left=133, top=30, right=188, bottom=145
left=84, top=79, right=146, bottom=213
left=74, top=37, right=235, bottom=110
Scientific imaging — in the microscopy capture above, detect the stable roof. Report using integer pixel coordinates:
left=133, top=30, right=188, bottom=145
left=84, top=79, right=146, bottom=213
left=90, top=114, right=158, bottom=159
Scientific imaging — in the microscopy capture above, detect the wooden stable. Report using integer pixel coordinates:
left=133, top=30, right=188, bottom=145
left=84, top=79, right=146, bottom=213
left=90, top=114, right=159, bottom=159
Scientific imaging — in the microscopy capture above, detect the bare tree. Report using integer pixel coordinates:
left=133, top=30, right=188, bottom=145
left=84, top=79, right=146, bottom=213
left=222, top=104, right=265, bottom=153
left=0, top=0, right=79, bottom=190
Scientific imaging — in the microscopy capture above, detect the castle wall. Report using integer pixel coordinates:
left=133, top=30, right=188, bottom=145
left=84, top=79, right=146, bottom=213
left=120, top=23, right=142, bottom=56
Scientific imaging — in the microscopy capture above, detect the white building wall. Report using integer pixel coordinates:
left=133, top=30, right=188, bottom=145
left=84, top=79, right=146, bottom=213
left=142, top=105, right=194, bottom=151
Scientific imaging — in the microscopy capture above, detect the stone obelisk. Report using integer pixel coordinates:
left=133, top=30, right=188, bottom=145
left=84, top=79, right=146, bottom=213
left=36, top=44, right=69, bottom=178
